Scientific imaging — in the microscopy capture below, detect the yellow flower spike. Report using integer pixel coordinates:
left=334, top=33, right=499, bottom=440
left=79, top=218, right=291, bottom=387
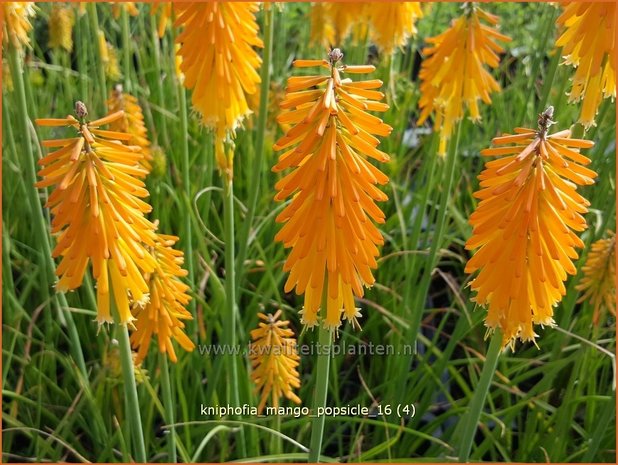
left=576, top=231, right=616, bottom=325
left=273, top=49, right=392, bottom=332
left=368, top=2, right=423, bottom=55
left=249, top=310, right=301, bottom=414
left=36, top=101, right=158, bottom=325
left=465, top=107, right=597, bottom=349
left=151, top=2, right=173, bottom=39
left=556, top=2, right=616, bottom=129
left=418, top=5, right=511, bottom=156
left=2, top=2, right=35, bottom=52
left=131, top=229, right=194, bottom=364
left=48, top=4, right=75, bottom=53
left=174, top=1, right=263, bottom=172
left=106, top=85, right=153, bottom=175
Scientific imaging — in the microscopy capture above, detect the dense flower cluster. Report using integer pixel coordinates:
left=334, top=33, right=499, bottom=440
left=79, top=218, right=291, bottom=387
left=131, top=231, right=195, bottom=363
left=2, top=2, right=35, bottom=51
left=418, top=5, right=511, bottom=156
left=249, top=311, right=301, bottom=413
left=175, top=2, right=263, bottom=176
left=556, top=2, right=616, bottom=128
left=48, top=4, right=75, bottom=52
left=36, top=102, right=194, bottom=362
left=273, top=50, right=391, bottom=330
left=576, top=231, right=616, bottom=325
left=107, top=85, right=153, bottom=174
left=36, top=103, right=157, bottom=325
left=466, top=108, right=597, bottom=348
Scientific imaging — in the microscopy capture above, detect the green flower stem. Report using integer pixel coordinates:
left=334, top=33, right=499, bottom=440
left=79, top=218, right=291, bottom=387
left=75, top=11, right=88, bottom=100
left=7, top=42, right=88, bottom=377
left=87, top=3, right=108, bottom=111
left=115, top=319, right=147, bottom=463
left=456, top=329, right=503, bottom=462
left=149, top=12, right=169, bottom=147
left=308, top=288, right=332, bottom=463
left=236, top=5, right=275, bottom=290
left=121, top=5, right=133, bottom=93
left=159, top=353, right=177, bottom=462
left=177, top=77, right=195, bottom=310
left=222, top=176, right=246, bottom=458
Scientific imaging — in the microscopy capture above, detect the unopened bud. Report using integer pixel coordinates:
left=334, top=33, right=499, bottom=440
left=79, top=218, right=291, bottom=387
left=75, top=101, right=88, bottom=119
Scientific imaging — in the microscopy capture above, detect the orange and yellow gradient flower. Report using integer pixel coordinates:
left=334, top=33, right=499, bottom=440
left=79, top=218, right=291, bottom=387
left=576, top=231, right=616, bottom=325
left=273, top=49, right=391, bottom=331
left=36, top=102, right=157, bottom=325
left=418, top=5, right=511, bottom=156
left=556, top=2, right=616, bottom=129
left=465, top=107, right=597, bottom=348
left=107, top=85, right=153, bottom=174
left=368, top=2, right=423, bottom=55
left=249, top=310, right=301, bottom=413
left=131, top=229, right=195, bottom=363
left=175, top=2, right=263, bottom=176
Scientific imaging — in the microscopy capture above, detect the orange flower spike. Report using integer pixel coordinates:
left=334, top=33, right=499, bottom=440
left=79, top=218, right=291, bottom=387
left=131, top=230, right=195, bottom=363
left=556, top=2, right=616, bottom=128
left=418, top=5, right=511, bottom=156
left=465, top=107, right=597, bottom=349
left=368, top=2, right=423, bottom=55
left=175, top=2, right=263, bottom=175
left=35, top=102, right=157, bottom=325
left=249, top=311, right=301, bottom=414
left=107, top=85, right=153, bottom=175
left=273, top=49, right=391, bottom=331
left=576, top=231, right=616, bottom=325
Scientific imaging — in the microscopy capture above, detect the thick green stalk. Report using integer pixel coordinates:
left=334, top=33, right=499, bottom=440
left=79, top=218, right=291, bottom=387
left=149, top=12, right=169, bottom=147
left=121, top=5, right=133, bottom=93
left=222, top=177, right=246, bottom=457
left=456, top=329, right=503, bottom=462
left=74, top=11, right=88, bottom=100
left=236, top=5, right=275, bottom=290
left=7, top=42, right=88, bottom=377
left=177, top=84, right=195, bottom=307
left=87, top=3, right=108, bottom=111
left=159, top=353, right=177, bottom=462
left=116, top=321, right=147, bottom=463
left=308, top=289, right=332, bottom=463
